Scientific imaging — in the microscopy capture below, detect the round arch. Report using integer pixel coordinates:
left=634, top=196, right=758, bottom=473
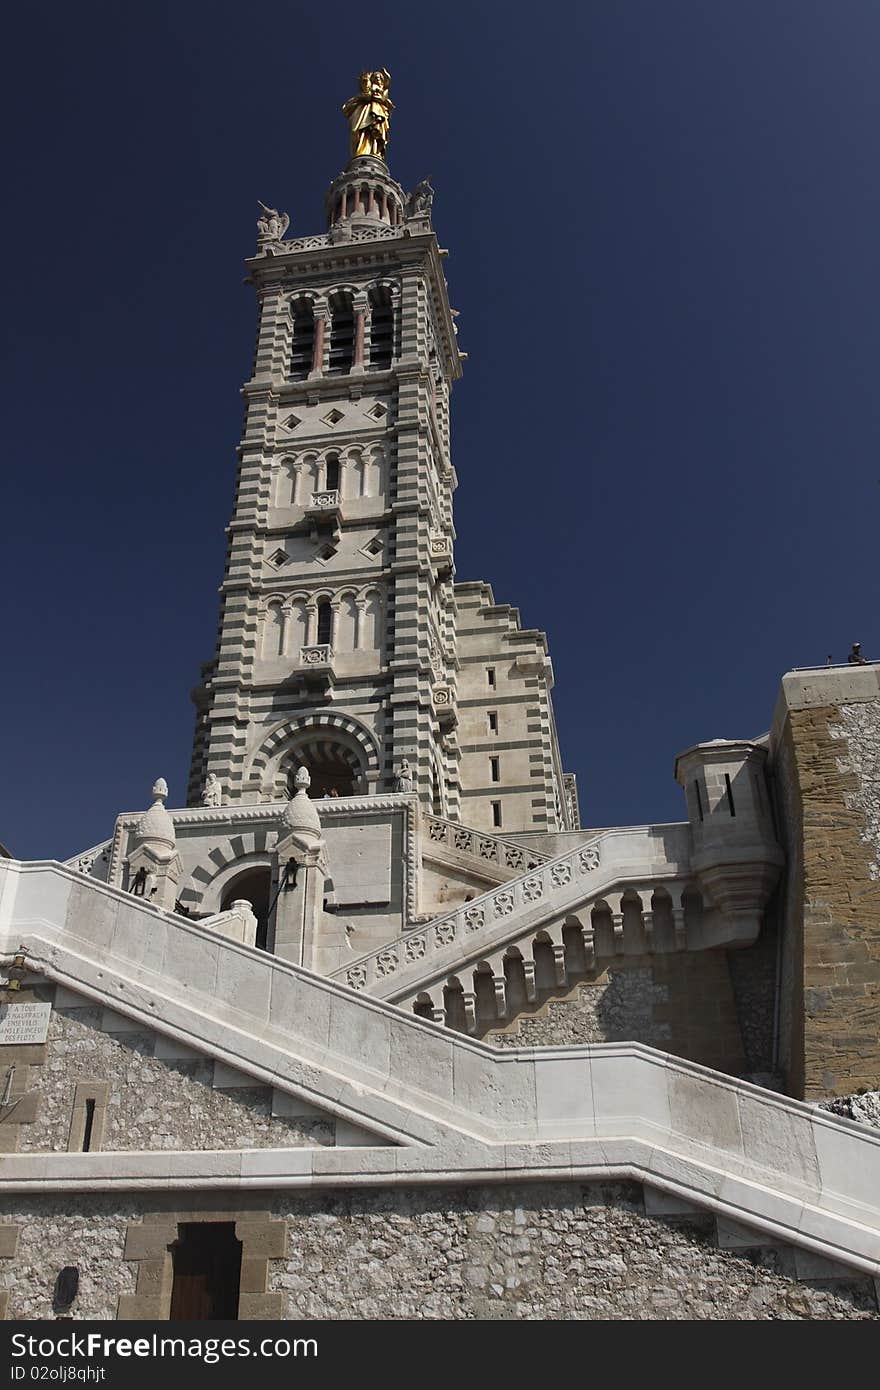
left=245, top=712, right=381, bottom=801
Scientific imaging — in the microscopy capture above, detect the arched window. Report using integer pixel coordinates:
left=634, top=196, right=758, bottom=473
left=290, top=301, right=315, bottom=380
left=369, top=286, right=394, bottom=370
left=328, top=292, right=354, bottom=375
left=317, top=599, right=333, bottom=646
left=325, top=454, right=340, bottom=491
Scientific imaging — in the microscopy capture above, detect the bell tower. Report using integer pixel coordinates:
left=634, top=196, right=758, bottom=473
left=188, top=72, right=464, bottom=812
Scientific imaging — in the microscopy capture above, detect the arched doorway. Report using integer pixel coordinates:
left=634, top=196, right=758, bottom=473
left=283, top=730, right=367, bottom=799
left=221, top=867, right=272, bottom=951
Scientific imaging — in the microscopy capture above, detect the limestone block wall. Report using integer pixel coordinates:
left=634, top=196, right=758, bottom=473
left=771, top=668, right=880, bottom=1098
left=485, top=950, right=747, bottom=1075
left=0, top=1183, right=875, bottom=1321
left=6, top=988, right=337, bottom=1156
left=109, top=800, right=413, bottom=941
left=454, top=582, right=567, bottom=834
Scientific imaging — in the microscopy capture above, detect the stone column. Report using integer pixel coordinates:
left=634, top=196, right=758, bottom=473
left=272, top=768, right=329, bottom=969
left=310, top=313, right=327, bottom=377
left=353, top=309, right=366, bottom=370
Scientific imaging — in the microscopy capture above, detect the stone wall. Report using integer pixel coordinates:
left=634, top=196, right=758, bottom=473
left=0, top=1183, right=875, bottom=1320
left=726, top=911, right=779, bottom=1077
left=2, top=1200, right=139, bottom=1321
left=485, top=951, right=746, bottom=1075
left=11, top=992, right=335, bottom=1154
left=830, top=702, right=880, bottom=876
left=773, top=721, right=805, bottom=1095
left=772, top=673, right=880, bottom=1098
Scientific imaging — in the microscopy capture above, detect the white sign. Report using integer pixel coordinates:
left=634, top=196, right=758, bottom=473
left=0, top=1003, right=51, bottom=1046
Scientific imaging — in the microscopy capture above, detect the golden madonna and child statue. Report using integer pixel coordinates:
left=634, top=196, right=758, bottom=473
left=342, top=70, right=394, bottom=161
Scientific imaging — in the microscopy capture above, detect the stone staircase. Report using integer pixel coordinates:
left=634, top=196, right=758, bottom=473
left=4, top=856, right=880, bottom=1277
left=330, top=823, right=723, bottom=1029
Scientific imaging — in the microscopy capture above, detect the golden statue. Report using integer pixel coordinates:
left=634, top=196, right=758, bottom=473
left=342, top=70, right=394, bottom=161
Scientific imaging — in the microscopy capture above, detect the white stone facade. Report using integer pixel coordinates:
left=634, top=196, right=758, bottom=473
left=185, top=154, right=576, bottom=839
left=5, top=108, right=880, bottom=1319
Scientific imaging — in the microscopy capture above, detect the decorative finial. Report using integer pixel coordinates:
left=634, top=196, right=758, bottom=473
left=134, top=778, right=176, bottom=851
left=280, top=766, right=322, bottom=837
left=342, top=70, right=393, bottom=161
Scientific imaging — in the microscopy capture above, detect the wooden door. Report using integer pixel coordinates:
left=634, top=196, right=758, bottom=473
left=169, top=1223, right=242, bottom=1321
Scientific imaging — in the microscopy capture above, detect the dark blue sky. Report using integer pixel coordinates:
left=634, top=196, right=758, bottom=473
left=2, top=1, right=878, bottom=860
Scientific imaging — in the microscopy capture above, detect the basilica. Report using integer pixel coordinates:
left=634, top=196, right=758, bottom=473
left=0, top=75, right=878, bottom=1320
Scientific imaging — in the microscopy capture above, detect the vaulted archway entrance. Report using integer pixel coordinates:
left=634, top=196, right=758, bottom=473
left=282, top=728, right=368, bottom=799
left=220, top=866, right=271, bottom=950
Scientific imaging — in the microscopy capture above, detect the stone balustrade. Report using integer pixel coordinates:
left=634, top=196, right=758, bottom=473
left=4, top=857, right=880, bottom=1277
left=404, top=872, right=695, bottom=1033
left=334, top=825, right=700, bottom=1004
left=422, top=814, right=549, bottom=874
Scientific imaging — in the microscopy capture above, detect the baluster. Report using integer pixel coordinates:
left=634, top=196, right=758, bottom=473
left=522, top=959, right=537, bottom=1002
left=580, top=921, right=596, bottom=972
left=462, top=991, right=477, bottom=1034
left=605, top=891, right=625, bottom=955
left=552, top=943, right=567, bottom=986
left=484, top=953, right=509, bottom=1018
left=637, top=888, right=654, bottom=952
left=668, top=884, right=687, bottom=951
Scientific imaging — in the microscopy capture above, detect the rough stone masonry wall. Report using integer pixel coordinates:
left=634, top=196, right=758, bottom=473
left=486, top=952, right=746, bottom=1075
left=11, top=997, right=334, bottom=1154
left=0, top=1184, right=876, bottom=1320
left=831, top=702, right=880, bottom=876
left=779, top=699, right=880, bottom=1098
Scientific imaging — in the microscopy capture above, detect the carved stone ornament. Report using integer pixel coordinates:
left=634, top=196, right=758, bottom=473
left=434, top=921, right=455, bottom=947
left=346, top=965, right=367, bottom=990
left=493, top=892, right=515, bottom=917
left=301, top=646, right=332, bottom=666
left=201, top=773, right=223, bottom=808
left=310, top=490, right=340, bottom=510
left=406, top=179, right=434, bottom=218
left=376, top=949, right=399, bottom=977
left=257, top=202, right=290, bottom=242
left=394, top=759, right=415, bottom=793
left=579, top=846, right=601, bottom=873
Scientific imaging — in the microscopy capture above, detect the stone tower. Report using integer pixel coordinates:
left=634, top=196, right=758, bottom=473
left=188, top=78, right=577, bottom=834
